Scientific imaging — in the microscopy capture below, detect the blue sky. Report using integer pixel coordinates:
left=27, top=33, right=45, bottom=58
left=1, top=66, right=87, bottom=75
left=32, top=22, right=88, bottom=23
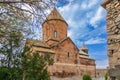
left=55, top=0, right=108, bottom=68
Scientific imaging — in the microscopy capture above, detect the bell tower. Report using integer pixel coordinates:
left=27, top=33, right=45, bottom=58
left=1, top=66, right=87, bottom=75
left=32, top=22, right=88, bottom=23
left=42, top=8, right=68, bottom=45
left=81, top=43, right=88, bottom=54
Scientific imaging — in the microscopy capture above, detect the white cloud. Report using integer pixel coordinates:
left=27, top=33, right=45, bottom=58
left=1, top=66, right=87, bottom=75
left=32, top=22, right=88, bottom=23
left=57, top=0, right=107, bottom=44
left=58, top=3, right=87, bottom=39
left=90, top=7, right=105, bottom=28
left=88, top=0, right=98, bottom=8
left=96, top=59, right=109, bottom=68
left=81, top=3, right=87, bottom=9
left=81, top=0, right=98, bottom=9
left=85, top=38, right=106, bottom=44
left=58, top=3, right=79, bottom=21
left=58, top=0, right=106, bottom=40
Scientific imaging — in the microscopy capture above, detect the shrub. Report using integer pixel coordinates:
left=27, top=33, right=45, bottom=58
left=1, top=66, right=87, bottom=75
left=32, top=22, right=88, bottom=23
left=104, top=72, right=108, bottom=80
left=0, top=67, right=9, bottom=80
left=82, top=74, right=92, bottom=80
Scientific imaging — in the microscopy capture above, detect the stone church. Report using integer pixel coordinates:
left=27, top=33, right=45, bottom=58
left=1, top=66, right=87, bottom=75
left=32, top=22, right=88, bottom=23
left=26, top=8, right=96, bottom=77
left=101, top=0, right=120, bottom=79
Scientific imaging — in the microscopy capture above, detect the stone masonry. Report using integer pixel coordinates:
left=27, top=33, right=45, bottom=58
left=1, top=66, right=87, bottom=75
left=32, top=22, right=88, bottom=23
left=26, top=8, right=96, bottom=78
left=101, top=0, right=120, bottom=80
left=96, top=68, right=108, bottom=78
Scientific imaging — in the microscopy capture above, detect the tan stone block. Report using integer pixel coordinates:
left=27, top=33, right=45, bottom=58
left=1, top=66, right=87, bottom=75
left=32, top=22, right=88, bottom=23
left=107, top=24, right=115, bottom=30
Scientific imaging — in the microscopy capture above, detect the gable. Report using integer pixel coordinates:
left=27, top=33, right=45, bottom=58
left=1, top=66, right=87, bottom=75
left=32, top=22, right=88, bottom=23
left=51, top=37, right=79, bottom=64
left=26, top=38, right=50, bottom=48
left=51, top=37, right=79, bottom=55
left=51, top=37, right=79, bottom=51
left=26, top=38, right=55, bottom=54
left=60, top=37, right=79, bottom=51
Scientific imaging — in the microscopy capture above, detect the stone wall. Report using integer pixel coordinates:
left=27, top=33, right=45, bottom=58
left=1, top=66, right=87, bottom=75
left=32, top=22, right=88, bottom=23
left=42, top=20, right=67, bottom=42
left=48, top=63, right=96, bottom=77
left=101, top=0, right=120, bottom=79
left=79, top=57, right=95, bottom=66
left=96, top=68, right=108, bottom=78
left=26, top=38, right=96, bottom=78
left=50, top=75, right=82, bottom=80
left=105, top=0, right=120, bottom=68
left=51, top=38, right=79, bottom=64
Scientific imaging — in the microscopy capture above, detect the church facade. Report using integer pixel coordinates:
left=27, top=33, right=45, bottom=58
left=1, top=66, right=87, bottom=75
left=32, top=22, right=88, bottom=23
left=26, top=8, right=96, bottom=77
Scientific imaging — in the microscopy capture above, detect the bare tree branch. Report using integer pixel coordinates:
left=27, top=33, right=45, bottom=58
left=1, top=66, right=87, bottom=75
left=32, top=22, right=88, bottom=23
left=0, top=0, right=42, bottom=4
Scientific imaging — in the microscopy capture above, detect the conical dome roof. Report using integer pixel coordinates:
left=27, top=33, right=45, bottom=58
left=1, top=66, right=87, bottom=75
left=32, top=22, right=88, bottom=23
left=46, top=8, right=65, bottom=21
left=81, top=43, right=88, bottom=50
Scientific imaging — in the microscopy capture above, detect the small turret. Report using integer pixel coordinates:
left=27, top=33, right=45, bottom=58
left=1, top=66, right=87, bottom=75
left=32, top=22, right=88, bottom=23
left=80, top=43, right=88, bottom=54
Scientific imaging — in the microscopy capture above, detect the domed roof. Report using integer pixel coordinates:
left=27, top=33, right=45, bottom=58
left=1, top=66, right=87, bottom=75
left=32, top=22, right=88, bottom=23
left=81, top=43, right=88, bottom=50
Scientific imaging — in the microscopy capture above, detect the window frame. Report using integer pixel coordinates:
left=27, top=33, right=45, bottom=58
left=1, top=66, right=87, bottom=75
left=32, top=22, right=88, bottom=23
left=54, top=31, right=57, bottom=38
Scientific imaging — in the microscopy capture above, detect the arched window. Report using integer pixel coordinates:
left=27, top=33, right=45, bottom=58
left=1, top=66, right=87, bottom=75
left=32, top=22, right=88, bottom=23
left=111, top=50, right=114, bottom=54
left=54, top=31, right=57, bottom=38
left=66, top=52, right=70, bottom=60
left=67, top=52, right=69, bottom=58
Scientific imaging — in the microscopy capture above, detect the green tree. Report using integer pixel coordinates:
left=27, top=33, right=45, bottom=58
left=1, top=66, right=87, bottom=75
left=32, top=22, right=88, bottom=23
left=0, top=30, right=23, bottom=80
left=0, top=0, right=56, bottom=80
left=0, top=67, right=9, bottom=80
left=22, top=47, right=54, bottom=80
left=82, top=74, right=92, bottom=80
